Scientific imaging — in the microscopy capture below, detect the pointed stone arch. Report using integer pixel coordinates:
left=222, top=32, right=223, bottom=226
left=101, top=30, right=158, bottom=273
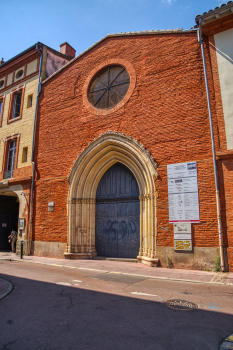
left=65, top=131, right=159, bottom=266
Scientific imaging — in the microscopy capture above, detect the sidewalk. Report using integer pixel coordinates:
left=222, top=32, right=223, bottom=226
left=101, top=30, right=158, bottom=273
left=0, top=277, right=13, bottom=300
left=1, top=251, right=233, bottom=287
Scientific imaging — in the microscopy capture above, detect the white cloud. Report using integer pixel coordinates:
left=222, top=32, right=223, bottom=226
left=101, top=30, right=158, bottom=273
left=162, top=0, right=176, bottom=4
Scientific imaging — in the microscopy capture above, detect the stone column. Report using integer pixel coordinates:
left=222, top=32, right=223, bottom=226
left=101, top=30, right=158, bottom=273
left=138, top=195, right=144, bottom=256
left=89, top=199, right=97, bottom=256
left=65, top=198, right=97, bottom=258
left=66, top=199, right=76, bottom=254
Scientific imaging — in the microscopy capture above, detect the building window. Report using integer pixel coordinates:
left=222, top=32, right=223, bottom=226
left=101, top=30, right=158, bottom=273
left=0, top=79, right=4, bottom=89
left=27, top=94, right=33, bottom=108
left=8, top=86, right=25, bottom=123
left=4, top=140, right=17, bottom=179
left=88, top=65, right=130, bottom=109
left=12, top=91, right=22, bottom=119
left=0, top=95, right=5, bottom=126
left=22, top=147, right=28, bottom=163
left=16, top=70, right=23, bottom=79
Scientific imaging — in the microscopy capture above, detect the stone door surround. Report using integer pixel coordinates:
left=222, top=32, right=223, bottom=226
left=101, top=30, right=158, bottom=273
left=66, top=131, right=159, bottom=266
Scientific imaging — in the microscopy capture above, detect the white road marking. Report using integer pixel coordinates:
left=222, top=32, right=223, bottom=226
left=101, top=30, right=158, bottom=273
left=64, top=266, right=76, bottom=269
left=110, top=271, right=121, bottom=274
left=56, top=282, right=72, bottom=286
left=131, top=292, right=158, bottom=297
left=73, top=280, right=82, bottom=282
left=78, top=268, right=108, bottom=272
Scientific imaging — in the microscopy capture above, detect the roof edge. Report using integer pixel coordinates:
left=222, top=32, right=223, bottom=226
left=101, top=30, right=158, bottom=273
left=195, top=2, right=233, bottom=24
left=42, top=28, right=196, bottom=85
left=0, top=42, right=73, bottom=70
left=0, top=43, right=41, bottom=69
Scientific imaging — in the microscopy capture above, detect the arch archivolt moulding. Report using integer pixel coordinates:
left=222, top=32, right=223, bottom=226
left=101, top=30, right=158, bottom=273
left=65, top=131, right=160, bottom=266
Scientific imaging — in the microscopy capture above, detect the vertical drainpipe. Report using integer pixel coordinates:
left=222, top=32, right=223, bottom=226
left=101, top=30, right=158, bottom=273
left=28, top=43, right=43, bottom=255
left=197, top=19, right=225, bottom=272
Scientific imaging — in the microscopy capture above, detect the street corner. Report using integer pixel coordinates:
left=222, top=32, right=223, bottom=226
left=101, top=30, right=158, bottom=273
left=0, top=277, right=13, bottom=300
left=220, top=334, right=233, bottom=349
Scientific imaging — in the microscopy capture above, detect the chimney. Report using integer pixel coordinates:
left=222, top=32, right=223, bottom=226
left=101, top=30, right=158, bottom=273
left=0, top=58, right=5, bottom=65
left=60, top=42, right=76, bottom=59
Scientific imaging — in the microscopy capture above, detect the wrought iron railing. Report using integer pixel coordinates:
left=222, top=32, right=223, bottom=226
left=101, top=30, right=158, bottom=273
left=3, top=170, right=14, bottom=179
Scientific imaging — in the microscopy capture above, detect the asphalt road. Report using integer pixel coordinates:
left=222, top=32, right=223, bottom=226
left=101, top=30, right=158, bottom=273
left=0, top=260, right=233, bottom=350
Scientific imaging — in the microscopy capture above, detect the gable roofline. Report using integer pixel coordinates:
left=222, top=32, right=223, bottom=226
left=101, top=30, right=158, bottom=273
left=0, top=43, right=41, bottom=69
left=42, top=28, right=195, bottom=85
left=195, top=1, right=233, bottom=24
left=0, top=42, right=73, bottom=69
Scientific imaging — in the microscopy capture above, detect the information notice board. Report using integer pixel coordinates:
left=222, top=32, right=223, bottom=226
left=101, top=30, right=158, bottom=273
left=167, top=162, right=200, bottom=223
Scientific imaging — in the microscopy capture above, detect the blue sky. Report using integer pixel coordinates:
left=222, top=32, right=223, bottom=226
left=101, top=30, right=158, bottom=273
left=1, top=0, right=226, bottom=62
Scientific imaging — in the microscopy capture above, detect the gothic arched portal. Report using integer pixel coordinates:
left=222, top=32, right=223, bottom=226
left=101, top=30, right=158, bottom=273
left=66, top=131, right=159, bottom=266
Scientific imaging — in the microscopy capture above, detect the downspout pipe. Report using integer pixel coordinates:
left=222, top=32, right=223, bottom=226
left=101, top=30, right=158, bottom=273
left=197, top=18, right=225, bottom=272
left=28, top=43, right=43, bottom=255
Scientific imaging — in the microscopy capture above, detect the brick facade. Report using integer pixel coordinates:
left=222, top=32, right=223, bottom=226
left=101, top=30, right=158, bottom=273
left=33, top=30, right=229, bottom=270
left=201, top=12, right=233, bottom=272
left=0, top=43, right=73, bottom=254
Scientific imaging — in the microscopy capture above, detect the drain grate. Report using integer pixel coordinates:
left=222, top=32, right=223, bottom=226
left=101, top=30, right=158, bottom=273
left=164, top=299, right=198, bottom=311
left=90, top=273, right=147, bottom=284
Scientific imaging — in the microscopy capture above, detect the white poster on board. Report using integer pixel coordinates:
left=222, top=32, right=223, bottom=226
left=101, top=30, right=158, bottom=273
left=167, top=162, right=200, bottom=223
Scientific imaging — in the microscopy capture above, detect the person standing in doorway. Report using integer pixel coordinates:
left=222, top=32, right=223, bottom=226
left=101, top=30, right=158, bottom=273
left=8, top=229, right=17, bottom=253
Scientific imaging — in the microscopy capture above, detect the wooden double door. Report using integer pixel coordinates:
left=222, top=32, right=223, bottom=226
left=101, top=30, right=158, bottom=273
left=95, top=163, right=140, bottom=258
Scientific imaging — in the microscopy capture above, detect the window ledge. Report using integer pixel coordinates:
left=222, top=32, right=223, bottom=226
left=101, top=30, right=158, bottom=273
left=216, top=150, right=233, bottom=160
left=7, top=116, right=22, bottom=124
left=8, top=176, right=32, bottom=185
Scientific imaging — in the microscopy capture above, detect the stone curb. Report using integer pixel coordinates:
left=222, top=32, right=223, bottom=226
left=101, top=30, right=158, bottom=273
left=2, top=257, right=233, bottom=286
left=0, top=278, right=13, bottom=300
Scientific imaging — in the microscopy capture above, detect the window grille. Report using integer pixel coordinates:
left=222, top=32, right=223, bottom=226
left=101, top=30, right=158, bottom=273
left=88, top=65, right=130, bottom=109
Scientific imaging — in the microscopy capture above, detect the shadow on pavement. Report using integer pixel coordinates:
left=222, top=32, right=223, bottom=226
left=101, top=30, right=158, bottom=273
left=0, top=273, right=232, bottom=350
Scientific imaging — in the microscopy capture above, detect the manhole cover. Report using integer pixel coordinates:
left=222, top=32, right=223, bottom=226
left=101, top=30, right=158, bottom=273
left=164, top=299, right=198, bottom=311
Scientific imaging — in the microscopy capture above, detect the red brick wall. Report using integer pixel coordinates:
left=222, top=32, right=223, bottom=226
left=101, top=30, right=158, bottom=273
left=155, top=160, right=218, bottom=248
left=203, top=13, right=233, bottom=37
left=34, top=32, right=225, bottom=266
left=203, top=15, right=233, bottom=271
left=217, top=158, right=233, bottom=271
left=32, top=178, right=68, bottom=242
left=0, top=165, right=32, bottom=181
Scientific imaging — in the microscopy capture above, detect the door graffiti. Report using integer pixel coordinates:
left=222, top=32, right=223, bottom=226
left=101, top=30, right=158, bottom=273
left=95, top=163, right=140, bottom=258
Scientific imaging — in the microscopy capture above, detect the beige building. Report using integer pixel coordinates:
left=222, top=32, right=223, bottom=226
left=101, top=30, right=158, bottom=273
left=0, top=42, right=75, bottom=254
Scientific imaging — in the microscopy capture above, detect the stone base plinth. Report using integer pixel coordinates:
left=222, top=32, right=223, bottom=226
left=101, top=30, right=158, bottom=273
left=137, top=255, right=159, bottom=267
left=31, top=241, right=67, bottom=259
left=64, top=252, right=97, bottom=259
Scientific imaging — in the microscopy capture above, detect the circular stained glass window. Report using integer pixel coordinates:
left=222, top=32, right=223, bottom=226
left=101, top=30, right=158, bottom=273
left=88, top=65, right=130, bottom=109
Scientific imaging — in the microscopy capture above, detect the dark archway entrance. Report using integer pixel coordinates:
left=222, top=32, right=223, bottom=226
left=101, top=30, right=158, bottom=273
left=0, top=193, right=19, bottom=251
left=95, top=162, right=140, bottom=258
